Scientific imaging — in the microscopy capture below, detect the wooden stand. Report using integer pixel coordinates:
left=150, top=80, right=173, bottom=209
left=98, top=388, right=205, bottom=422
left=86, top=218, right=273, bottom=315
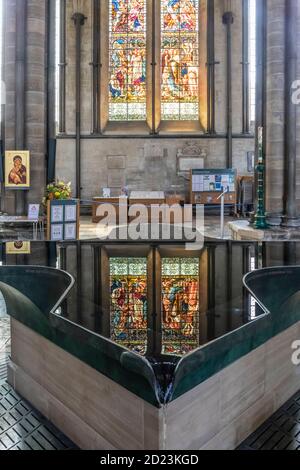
left=129, top=192, right=166, bottom=223
left=46, top=199, right=80, bottom=241
left=92, top=197, right=128, bottom=224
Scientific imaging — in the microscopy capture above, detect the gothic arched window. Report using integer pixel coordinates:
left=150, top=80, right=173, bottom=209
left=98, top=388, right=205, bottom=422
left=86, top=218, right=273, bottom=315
left=55, top=0, right=209, bottom=134
left=107, top=0, right=201, bottom=128
left=161, top=0, right=200, bottom=121
left=109, top=0, right=147, bottom=121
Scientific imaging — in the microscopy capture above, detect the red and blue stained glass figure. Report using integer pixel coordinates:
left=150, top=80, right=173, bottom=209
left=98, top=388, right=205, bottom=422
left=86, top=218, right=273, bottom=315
left=161, top=0, right=199, bottom=120
left=109, top=1, right=147, bottom=121
left=110, top=258, right=148, bottom=354
left=110, top=257, right=200, bottom=357
left=161, top=258, right=200, bottom=355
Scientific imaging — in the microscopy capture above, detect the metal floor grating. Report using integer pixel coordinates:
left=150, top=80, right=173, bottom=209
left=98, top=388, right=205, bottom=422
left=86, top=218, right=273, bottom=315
left=238, top=390, right=300, bottom=450
left=0, top=353, right=9, bottom=382
left=0, top=379, right=78, bottom=450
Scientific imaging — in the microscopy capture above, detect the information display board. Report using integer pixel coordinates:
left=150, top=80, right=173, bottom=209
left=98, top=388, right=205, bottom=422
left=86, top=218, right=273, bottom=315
left=47, top=199, right=80, bottom=241
left=190, top=169, right=237, bottom=205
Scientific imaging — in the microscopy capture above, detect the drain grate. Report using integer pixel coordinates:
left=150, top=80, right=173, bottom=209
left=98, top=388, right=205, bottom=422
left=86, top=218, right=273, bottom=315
left=238, top=390, right=300, bottom=450
left=0, top=353, right=9, bottom=382
left=0, top=380, right=78, bottom=450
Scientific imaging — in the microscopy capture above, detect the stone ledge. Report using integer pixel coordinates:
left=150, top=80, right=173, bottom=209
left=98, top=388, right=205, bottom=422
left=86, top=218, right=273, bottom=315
left=228, top=220, right=300, bottom=241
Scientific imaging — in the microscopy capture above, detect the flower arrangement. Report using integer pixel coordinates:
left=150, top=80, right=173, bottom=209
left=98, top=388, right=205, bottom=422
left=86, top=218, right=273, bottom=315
left=43, top=180, right=72, bottom=205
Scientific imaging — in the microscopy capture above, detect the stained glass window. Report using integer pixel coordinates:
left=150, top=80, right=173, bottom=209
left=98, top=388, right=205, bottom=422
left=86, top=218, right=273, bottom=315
left=162, top=258, right=199, bottom=355
left=109, top=0, right=147, bottom=121
left=161, top=0, right=199, bottom=120
left=110, top=258, right=148, bottom=354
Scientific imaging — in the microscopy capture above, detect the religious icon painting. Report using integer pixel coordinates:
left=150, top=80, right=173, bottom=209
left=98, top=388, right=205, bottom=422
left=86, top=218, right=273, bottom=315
left=4, top=151, right=31, bottom=190
left=6, top=241, right=31, bottom=255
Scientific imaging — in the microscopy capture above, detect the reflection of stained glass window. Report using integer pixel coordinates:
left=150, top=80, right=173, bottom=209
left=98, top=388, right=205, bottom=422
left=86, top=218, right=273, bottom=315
left=161, top=0, right=199, bottom=120
left=110, top=258, right=148, bottom=355
left=109, top=0, right=147, bottom=121
left=162, top=258, right=199, bottom=355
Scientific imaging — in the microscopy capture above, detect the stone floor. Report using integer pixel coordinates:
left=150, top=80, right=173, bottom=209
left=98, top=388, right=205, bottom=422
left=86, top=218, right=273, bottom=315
left=0, top=215, right=235, bottom=241
left=0, top=318, right=10, bottom=383
left=0, top=318, right=77, bottom=450
left=78, top=215, right=232, bottom=240
left=0, top=380, right=78, bottom=450
left=2, top=213, right=300, bottom=242
left=238, top=390, right=300, bottom=450
left=229, top=220, right=300, bottom=241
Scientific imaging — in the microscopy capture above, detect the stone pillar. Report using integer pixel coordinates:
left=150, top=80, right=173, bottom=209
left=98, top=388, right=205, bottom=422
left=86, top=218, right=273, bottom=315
left=3, top=0, right=17, bottom=214
left=282, top=0, right=300, bottom=227
left=3, top=0, right=47, bottom=213
left=265, top=0, right=286, bottom=225
left=25, top=0, right=47, bottom=205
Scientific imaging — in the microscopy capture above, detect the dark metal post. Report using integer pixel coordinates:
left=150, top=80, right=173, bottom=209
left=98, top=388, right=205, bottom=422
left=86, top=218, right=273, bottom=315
left=255, top=0, right=266, bottom=134
left=226, top=241, right=233, bottom=332
left=72, top=11, right=86, bottom=200
left=284, top=242, right=297, bottom=266
left=150, top=246, right=158, bottom=356
left=58, top=244, right=68, bottom=317
left=254, top=0, right=266, bottom=215
left=254, top=127, right=268, bottom=229
left=242, top=244, right=251, bottom=322
left=59, top=0, right=66, bottom=134
left=76, top=240, right=82, bottom=323
left=94, top=244, right=101, bottom=333
left=207, top=0, right=216, bottom=134
left=15, top=0, right=27, bottom=215
left=151, top=1, right=157, bottom=135
left=47, top=0, right=56, bottom=140
left=0, top=0, right=5, bottom=212
left=207, top=244, right=216, bottom=341
left=242, top=0, right=250, bottom=134
left=47, top=0, right=57, bottom=183
left=223, top=11, right=234, bottom=168
left=91, top=0, right=100, bottom=135
left=282, top=0, right=300, bottom=227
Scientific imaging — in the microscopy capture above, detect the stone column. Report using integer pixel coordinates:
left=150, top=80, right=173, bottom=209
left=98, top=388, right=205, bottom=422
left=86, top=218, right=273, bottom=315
left=282, top=0, right=300, bottom=226
left=25, top=0, right=47, bottom=205
left=3, top=0, right=47, bottom=212
left=3, top=0, right=17, bottom=214
left=265, top=0, right=286, bottom=225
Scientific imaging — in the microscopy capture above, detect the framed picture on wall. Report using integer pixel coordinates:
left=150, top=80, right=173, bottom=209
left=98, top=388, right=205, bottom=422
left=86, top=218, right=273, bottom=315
left=46, top=200, right=80, bottom=241
left=51, top=205, right=64, bottom=223
left=65, top=204, right=77, bottom=222
left=6, top=241, right=31, bottom=255
left=64, top=223, right=77, bottom=240
left=28, top=204, right=40, bottom=220
left=4, top=151, right=31, bottom=189
left=50, top=224, right=64, bottom=241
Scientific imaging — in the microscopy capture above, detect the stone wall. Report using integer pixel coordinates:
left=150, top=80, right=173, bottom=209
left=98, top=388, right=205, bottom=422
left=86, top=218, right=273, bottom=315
left=2, top=1, right=299, bottom=214
left=56, top=0, right=255, bottom=202
left=265, top=0, right=286, bottom=215
left=56, top=137, right=254, bottom=201
left=3, top=0, right=47, bottom=213
left=265, top=0, right=300, bottom=218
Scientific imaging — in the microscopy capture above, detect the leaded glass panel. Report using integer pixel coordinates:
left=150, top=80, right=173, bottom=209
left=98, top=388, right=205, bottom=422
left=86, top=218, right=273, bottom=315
left=110, top=257, right=148, bottom=355
left=162, top=257, right=199, bottom=355
left=109, top=0, right=147, bottom=121
left=161, top=0, right=199, bottom=120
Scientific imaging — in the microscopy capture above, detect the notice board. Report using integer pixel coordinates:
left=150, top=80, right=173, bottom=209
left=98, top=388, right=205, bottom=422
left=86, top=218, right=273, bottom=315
left=190, top=169, right=237, bottom=205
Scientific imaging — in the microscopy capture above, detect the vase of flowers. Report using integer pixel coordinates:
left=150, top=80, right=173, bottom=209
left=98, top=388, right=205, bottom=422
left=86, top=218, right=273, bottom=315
left=43, top=180, right=72, bottom=206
